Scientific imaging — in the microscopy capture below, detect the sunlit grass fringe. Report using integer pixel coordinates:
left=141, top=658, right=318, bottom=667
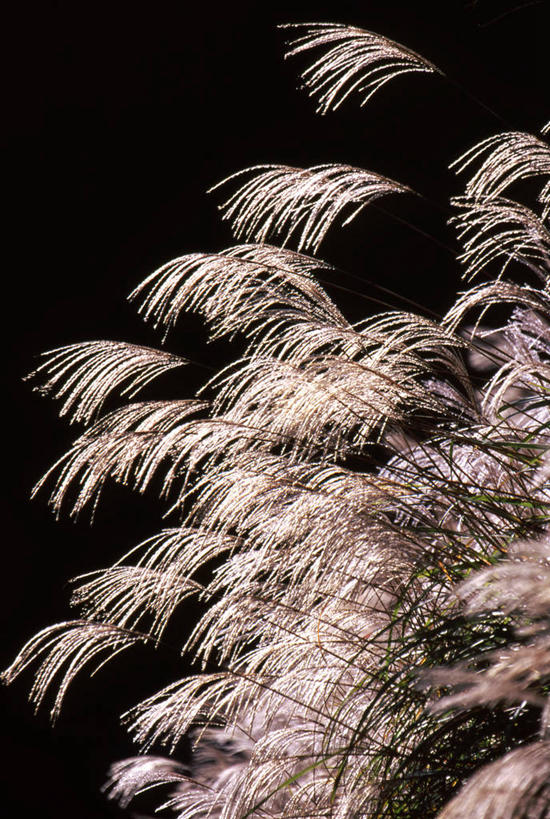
left=3, top=19, right=550, bottom=819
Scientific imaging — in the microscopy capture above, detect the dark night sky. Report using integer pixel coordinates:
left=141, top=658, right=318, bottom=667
left=4, top=1, right=547, bottom=816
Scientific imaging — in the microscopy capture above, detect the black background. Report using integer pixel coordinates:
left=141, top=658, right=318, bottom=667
left=4, top=1, right=547, bottom=816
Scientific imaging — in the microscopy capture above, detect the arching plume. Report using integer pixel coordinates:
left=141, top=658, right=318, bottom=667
left=211, top=165, right=411, bottom=253
left=281, top=23, right=441, bottom=113
left=451, top=131, right=550, bottom=221
left=450, top=196, right=550, bottom=282
left=26, top=341, right=188, bottom=424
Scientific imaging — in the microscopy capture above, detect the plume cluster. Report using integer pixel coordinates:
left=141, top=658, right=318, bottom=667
left=4, top=16, right=550, bottom=819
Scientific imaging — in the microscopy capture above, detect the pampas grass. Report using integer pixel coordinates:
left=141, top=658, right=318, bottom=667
left=5, top=8, right=549, bottom=818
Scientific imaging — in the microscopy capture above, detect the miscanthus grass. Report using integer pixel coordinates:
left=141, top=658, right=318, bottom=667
left=4, top=17, right=549, bottom=819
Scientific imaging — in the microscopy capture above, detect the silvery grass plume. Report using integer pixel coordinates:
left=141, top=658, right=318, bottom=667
left=4, top=19, right=550, bottom=819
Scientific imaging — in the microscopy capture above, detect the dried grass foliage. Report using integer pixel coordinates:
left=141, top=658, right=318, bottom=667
left=4, top=19, right=550, bottom=819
